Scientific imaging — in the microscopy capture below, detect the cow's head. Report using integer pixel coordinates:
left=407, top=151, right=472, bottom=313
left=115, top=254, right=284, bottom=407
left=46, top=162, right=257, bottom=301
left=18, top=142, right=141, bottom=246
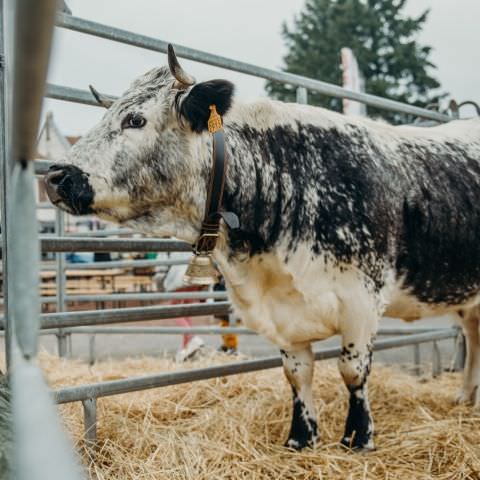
left=44, top=45, right=234, bottom=241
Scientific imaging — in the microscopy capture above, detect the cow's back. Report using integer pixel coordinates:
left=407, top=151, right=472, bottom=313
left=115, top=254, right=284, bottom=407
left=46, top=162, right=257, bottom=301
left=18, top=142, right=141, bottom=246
left=225, top=102, right=480, bottom=306
left=392, top=119, right=480, bottom=305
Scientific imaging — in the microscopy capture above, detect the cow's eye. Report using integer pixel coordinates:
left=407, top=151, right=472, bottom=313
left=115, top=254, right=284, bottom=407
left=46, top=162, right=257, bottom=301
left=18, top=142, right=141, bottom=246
left=122, top=113, right=146, bottom=129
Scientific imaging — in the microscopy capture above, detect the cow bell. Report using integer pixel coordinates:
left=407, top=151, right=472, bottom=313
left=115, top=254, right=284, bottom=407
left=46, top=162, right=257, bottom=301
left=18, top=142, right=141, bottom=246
left=184, top=253, right=218, bottom=285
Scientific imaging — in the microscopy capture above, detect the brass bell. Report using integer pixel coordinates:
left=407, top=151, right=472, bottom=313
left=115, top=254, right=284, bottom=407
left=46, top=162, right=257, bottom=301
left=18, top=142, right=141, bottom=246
left=184, top=253, right=218, bottom=285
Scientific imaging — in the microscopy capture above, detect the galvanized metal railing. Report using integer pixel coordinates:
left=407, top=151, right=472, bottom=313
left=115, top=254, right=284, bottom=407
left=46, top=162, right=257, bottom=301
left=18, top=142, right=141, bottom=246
left=0, top=302, right=231, bottom=330
left=50, top=13, right=451, bottom=122
left=0, top=1, right=465, bottom=470
left=51, top=327, right=459, bottom=441
left=53, top=328, right=459, bottom=405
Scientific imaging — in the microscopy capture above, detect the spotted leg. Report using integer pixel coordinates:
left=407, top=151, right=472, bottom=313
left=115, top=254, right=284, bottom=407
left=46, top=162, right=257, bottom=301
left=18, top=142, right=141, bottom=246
left=281, top=344, right=318, bottom=449
left=338, top=326, right=376, bottom=451
left=456, top=308, right=480, bottom=408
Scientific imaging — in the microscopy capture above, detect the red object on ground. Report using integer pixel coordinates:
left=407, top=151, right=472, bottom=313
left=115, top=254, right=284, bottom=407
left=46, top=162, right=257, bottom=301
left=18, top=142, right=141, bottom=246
left=171, top=286, right=203, bottom=348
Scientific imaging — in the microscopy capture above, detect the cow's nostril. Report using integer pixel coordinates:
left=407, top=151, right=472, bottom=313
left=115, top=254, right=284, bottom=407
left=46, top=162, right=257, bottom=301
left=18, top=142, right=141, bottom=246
left=46, top=169, right=66, bottom=186
left=44, top=164, right=94, bottom=215
left=48, top=163, right=65, bottom=171
left=44, top=169, right=68, bottom=204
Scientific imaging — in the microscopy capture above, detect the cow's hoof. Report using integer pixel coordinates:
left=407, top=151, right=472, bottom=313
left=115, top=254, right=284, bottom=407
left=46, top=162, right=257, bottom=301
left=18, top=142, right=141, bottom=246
left=340, top=436, right=375, bottom=452
left=284, top=436, right=317, bottom=450
left=456, top=385, right=478, bottom=406
left=456, top=390, right=472, bottom=405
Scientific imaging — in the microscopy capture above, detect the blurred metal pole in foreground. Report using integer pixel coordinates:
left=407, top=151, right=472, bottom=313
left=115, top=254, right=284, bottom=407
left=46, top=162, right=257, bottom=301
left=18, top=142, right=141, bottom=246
left=4, top=0, right=84, bottom=478
left=0, top=0, right=12, bottom=372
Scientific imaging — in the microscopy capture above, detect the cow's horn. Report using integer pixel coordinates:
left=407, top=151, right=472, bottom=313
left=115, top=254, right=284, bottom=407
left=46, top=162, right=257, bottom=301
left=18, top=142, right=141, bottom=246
left=167, top=44, right=196, bottom=87
left=89, top=85, right=114, bottom=109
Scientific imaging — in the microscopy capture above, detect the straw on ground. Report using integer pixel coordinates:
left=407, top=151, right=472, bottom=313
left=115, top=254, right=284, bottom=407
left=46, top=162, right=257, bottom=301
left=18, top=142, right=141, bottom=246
left=37, top=352, right=480, bottom=480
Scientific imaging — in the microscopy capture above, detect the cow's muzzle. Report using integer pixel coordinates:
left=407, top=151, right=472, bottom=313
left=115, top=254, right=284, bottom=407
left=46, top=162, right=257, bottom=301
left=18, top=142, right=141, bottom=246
left=44, top=164, right=95, bottom=215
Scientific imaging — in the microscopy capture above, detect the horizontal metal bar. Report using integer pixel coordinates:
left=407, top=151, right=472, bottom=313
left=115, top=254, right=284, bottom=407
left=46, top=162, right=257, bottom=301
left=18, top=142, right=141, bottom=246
left=61, top=257, right=189, bottom=269
left=0, top=291, right=228, bottom=305
left=39, top=236, right=191, bottom=252
left=66, top=292, right=228, bottom=302
left=54, top=14, right=451, bottom=122
left=53, top=353, right=286, bottom=404
left=34, top=257, right=185, bottom=271
left=61, top=325, right=449, bottom=336
left=0, top=329, right=59, bottom=337
left=64, top=228, right=136, bottom=237
left=63, top=326, right=251, bottom=335
left=0, top=235, right=189, bottom=252
left=50, top=291, right=228, bottom=303
left=0, top=322, right=456, bottom=338
left=376, top=326, right=449, bottom=335
left=42, top=227, right=138, bottom=236
left=0, top=302, right=231, bottom=330
left=34, top=159, right=53, bottom=174
left=53, top=328, right=458, bottom=404
left=46, top=83, right=116, bottom=107
left=371, top=328, right=458, bottom=349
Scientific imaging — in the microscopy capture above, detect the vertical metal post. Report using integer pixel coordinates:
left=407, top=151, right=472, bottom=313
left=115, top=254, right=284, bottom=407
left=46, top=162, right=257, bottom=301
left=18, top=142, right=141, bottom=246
left=432, top=341, right=442, bottom=377
left=0, top=0, right=12, bottom=371
left=82, top=397, right=97, bottom=447
left=67, top=330, right=73, bottom=356
left=449, top=100, right=460, bottom=120
left=55, top=209, right=68, bottom=357
left=6, top=1, right=84, bottom=478
left=296, top=86, right=308, bottom=105
left=88, top=334, right=96, bottom=366
left=453, top=331, right=466, bottom=372
left=413, top=344, right=420, bottom=375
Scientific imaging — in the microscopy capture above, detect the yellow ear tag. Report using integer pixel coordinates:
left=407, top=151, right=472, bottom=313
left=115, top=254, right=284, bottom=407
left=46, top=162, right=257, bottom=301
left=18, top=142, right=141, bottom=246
left=208, top=104, right=223, bottom=133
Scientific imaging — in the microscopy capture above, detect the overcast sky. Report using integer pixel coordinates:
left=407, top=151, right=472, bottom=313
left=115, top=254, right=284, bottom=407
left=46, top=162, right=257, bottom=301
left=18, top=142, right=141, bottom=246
left=43, top=0, right=480, bottom=135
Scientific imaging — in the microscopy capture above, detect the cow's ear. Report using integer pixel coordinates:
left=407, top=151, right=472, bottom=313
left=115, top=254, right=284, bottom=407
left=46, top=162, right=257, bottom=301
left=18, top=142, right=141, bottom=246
left=179, top=80, right=234, bottom=133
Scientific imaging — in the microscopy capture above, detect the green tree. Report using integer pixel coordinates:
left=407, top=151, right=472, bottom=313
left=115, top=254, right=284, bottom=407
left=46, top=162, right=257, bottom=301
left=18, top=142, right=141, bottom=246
left=266, top=0, right=444, bottom=123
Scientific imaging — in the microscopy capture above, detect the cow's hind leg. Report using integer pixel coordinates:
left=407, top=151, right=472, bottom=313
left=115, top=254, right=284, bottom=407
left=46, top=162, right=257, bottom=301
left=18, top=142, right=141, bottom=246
left=457, top=307, right=480, bottom=408
left=338, top=319, right=377, bottom=451
left=281, top=343, right=318, bottom=449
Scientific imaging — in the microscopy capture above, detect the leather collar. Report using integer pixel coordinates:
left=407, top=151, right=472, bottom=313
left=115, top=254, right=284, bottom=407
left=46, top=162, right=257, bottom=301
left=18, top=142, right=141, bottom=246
left=192, top=107, right=238, bottom=255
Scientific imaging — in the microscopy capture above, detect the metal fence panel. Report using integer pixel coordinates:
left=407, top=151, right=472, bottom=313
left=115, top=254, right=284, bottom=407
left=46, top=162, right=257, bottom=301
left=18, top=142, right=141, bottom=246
left=39, top=236, right=191, bottom=252
left=54, top=328, right=458, bottom=404
left=0, top=301, right=231, bottom=330
left=54, top=13, right=450, bottom=122
left=38, top=301, right=231, bottom=329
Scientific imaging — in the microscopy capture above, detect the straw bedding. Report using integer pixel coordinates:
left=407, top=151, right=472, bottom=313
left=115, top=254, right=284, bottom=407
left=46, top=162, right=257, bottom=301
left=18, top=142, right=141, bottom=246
left=37, top=352, right=480, bottom=479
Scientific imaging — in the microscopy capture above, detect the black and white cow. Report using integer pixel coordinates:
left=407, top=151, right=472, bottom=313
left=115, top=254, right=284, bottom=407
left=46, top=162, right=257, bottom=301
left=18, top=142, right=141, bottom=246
left=45, top=46, right=480, bottom=451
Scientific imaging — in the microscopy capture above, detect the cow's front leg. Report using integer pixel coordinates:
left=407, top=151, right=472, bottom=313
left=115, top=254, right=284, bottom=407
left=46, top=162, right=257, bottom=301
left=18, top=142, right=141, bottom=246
left=456, top=308, right=480, bottom=407
left=338, top=329, right=375, bottom=451
left=281, top=344, right=318, bottom=449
